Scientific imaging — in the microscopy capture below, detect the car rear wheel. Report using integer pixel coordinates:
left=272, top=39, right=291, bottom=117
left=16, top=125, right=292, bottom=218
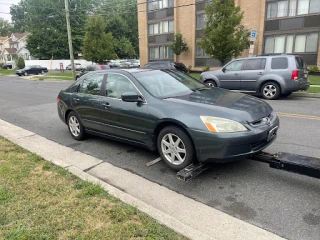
left=157, top=126, right=195, bottom=171
left=41, top=70, right=45, bottom=75
left=261, top=82, right=280, bottom=100
left=67, top=112, right=85, bottom=140
left=205, top=80, right=217, bottom=87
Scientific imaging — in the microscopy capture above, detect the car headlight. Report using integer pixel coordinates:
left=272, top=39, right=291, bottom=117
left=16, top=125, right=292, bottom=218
left=200, top=116, right=248, bottom=133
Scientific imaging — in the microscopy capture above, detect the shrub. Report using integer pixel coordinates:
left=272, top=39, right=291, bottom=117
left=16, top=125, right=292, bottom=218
left=308, top=66, right=319, bottom=72
left=15, top=56, right=25, bottom=69
left=202, top=64, right=210, bottom=72
left=0, top=63, right=3, bottom=68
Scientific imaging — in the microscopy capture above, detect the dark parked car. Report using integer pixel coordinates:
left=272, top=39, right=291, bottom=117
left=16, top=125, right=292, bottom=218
left=16, top=65, right=48, bottom=76
left=200, top=55, right=310, bottom=100
left=76, top=64, right=110, bottom=79
left=57, top=69, right=279, bottom=171
left=2, top=63, right=13, bottom=69
left=143, top=61, right=188, bottom=74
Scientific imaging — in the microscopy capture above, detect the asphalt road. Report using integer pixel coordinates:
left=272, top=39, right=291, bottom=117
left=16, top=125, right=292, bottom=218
left=0, top=76, right=319, bottom=240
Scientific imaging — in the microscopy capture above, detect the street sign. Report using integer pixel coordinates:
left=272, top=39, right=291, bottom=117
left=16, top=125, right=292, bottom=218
left=250, top=30, right=257, bottom=42
left=249, top=44, right=255, bottom=55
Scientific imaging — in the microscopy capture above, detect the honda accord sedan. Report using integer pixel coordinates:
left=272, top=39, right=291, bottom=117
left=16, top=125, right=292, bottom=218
left=57, top=69, right=279, bottom=171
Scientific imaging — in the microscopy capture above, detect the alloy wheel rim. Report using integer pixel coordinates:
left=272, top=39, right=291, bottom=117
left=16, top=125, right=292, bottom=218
left=263, top=85, right=276, bottom=98
left=207, top=82, right=215, bottom=87
left=69, top=116, right=80, bottom=137
left=161, top=133, right=186, bottom=165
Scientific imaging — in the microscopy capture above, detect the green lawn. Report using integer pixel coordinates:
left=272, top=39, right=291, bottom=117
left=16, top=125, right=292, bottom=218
left=0, top=68, right=16, bottom=76
left=190, top=73, right=201, bottom=80
left=32, top=72, right=77, bottom=81
left=309, top=75, right=320, bottom=85
left=0, top=137, right=185, bottom=240
left=306, top=86, right=320, bottom=93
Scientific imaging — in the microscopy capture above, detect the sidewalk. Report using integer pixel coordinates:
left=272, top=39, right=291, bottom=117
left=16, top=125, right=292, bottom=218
left=0, top=119, right=285, bottom=240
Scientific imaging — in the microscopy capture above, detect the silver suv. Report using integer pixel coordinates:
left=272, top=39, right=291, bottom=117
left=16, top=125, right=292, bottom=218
left=199, top=55, right=310, bottom=100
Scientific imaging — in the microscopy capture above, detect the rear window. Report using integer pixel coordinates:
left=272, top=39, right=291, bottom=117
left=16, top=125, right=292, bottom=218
left=271, top=57, right=288, bottom=69
left=295, top=56, right=307, bottom=69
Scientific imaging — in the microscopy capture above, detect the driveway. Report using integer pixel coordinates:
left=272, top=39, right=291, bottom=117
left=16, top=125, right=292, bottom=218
left=0, top=76, right=319, bottom=240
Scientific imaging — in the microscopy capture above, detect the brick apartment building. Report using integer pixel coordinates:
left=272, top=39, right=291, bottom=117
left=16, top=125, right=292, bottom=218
left=137, top=0, right=320, bottom=70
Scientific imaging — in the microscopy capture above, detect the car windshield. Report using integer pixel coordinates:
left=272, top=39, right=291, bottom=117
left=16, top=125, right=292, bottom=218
left=133, top=70, right=207, bottom=98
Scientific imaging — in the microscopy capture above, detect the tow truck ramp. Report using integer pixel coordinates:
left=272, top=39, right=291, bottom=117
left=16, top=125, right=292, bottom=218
left=177, top=152, right=320, bottom=182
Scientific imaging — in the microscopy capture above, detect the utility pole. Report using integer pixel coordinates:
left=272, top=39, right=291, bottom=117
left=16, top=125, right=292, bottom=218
left=64, top=0, right=76, bottom=80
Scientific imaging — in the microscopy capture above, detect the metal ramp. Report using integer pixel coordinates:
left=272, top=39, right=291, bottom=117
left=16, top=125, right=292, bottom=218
left=177, top=152, right=320, bottom=182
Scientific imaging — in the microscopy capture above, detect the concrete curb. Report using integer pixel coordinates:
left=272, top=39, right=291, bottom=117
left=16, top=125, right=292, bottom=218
left=0, top=119, right=286, bottom=240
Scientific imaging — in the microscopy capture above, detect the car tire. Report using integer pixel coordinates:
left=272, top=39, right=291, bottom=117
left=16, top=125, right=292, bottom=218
left=67, top=112, right=85, bottom=141
left=282, top=92, right=292, bottom=97
left=205, top=80, right=217, bottom=87
left=41, top=70, right=45, bottom=75
left=261, top=82, right=281, bottom=100
left=157, top=126, right=195, bottom=171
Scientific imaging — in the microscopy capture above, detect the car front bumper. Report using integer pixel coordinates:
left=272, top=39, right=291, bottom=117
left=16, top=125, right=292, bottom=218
left=188, top=115, right=280, bottom=163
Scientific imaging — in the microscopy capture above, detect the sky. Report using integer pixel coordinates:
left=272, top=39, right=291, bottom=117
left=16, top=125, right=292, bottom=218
left=0, top=0, right=20, bottom=22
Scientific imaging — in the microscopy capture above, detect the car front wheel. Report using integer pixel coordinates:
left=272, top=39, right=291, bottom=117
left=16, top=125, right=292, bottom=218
left=205, top=80, right=217, bottom=87
left=157, top=126, right=195, bottom=171
left=24, top=72, right=28, bottom=76
left=67, top=112, right=85, bottom=140
left=261, top=82, right=280, bottom=100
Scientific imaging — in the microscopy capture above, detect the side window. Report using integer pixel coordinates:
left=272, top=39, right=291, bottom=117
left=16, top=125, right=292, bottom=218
left=80, top=74, right=104, bottom=95
left=106, top=74, right=137, bottom=99
left=271, top=57, right=288, bottom=69
left=243, top=59, right=266, bottom=70
left=225, top=60, right=244, bottom=71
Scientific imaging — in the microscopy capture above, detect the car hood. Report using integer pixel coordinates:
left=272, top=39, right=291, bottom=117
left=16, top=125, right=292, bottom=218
left=16, top=69, right=26, bottom=72
left=163, top=88, right=273, bottom=123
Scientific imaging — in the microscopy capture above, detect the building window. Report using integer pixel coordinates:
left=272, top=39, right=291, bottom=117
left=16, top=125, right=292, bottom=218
left=196, top=14, right=206, bottom=29
left=149, top=46, right=173, bottom=59
left=196, top=45, right=210, bottom=57
left=264, top=33, right=319, bottom=54
left=267, top=0, right=320, bottom=19
left=148, top=0, right=174, bottom=11
left=148, top=20, right=174, bottom=35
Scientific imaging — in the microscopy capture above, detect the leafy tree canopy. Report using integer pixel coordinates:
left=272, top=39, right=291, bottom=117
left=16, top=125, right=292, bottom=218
left=82, top=16, right=116, bottom=64
left=0, top=17, right=13, bottom=36
left=170, top=33, right=188, bottom=56
left=197, top=0, right=250, bottom=65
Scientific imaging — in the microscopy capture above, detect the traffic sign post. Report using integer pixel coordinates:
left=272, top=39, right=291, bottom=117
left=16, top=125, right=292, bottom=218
left=250, top=30, right=257, bottom=42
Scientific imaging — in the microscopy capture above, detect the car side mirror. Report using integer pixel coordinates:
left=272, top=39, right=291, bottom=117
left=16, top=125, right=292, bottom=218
left=222, top=67, right=226, bottom=73
left=121, top=92, right=143, bottom=103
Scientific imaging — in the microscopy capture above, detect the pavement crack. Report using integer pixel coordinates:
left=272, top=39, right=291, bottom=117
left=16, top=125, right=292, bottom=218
left=83, top=162, right=104, bottom=172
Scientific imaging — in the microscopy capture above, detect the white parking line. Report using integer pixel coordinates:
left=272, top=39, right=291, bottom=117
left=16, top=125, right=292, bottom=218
left=146, top=157, right=162, bottom=167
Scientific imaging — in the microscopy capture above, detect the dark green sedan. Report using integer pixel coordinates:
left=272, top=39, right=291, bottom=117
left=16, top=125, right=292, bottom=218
left=57, top=69, right=279, bottom=171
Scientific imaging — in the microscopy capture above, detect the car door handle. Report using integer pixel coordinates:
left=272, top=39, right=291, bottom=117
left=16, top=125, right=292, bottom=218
left=73, top=98, right=80, bottom=101
left=258, top=72, right=264, bottom=75
left=233, top=73, right=240, bottom=76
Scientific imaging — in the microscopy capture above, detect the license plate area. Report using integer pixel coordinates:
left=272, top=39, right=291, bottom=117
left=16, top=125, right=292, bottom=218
left=267, top=126, right=278, bottom=141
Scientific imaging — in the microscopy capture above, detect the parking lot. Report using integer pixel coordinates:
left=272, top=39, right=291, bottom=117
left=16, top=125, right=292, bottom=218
left=0, top=76, right=319, bottom=240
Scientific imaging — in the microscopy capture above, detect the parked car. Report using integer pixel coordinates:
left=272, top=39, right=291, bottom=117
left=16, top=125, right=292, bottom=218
left=119, top=60, right=132, bottom=67
left=143, top=61, right=188, bottom=74
left=66, top=63, right=82, bottom=71
left=75, top=64, right=110, bottom=79
left=200, top=55, right=310, bottom=100
left=129, top=59, right=140, bottom=67
left=108, top=60, right=121, bottom=68
left=2, top=62, right=13, bottom=69
left=57, top=69, right=279, bottom=171
left=16, top=65, right=48, bottom=76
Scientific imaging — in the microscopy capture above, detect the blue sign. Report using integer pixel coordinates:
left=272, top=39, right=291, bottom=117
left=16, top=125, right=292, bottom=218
left=251, top=30, right=257, bottom=42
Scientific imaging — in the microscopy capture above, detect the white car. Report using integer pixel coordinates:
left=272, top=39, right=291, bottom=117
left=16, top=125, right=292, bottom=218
left=120, top=60, right=132, bottom=67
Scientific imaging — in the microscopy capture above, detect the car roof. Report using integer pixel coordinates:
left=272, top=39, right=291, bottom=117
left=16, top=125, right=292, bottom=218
left=234, top=54, right=298, bottom=61
left=87, top=68, right=153, bottom=74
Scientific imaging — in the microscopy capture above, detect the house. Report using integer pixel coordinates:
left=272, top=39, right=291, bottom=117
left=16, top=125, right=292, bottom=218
left=0, top=32, right=35, bottom=64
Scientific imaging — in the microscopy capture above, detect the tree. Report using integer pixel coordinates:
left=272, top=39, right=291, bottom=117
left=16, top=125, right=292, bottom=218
left=97, top=0, right=139, bottom=58
left=170, top=33, right=188, bottom=58
left=15, top=56, right=25, bottom=69
left=11, top=0, right=95, bottom=59
left=197, top=0, right=250, bottom=65
left=82, top=16, right=116, bottom=64
left=0, top=18, right=13, bottom=36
